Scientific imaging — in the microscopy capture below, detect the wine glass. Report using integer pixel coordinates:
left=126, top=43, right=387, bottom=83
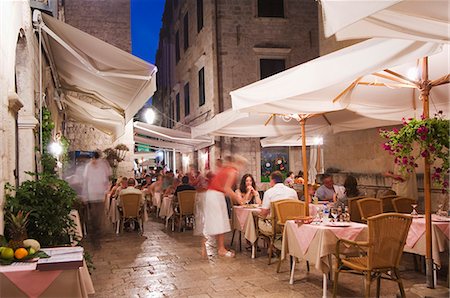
left=330, top=208, right=338, bottom=222
left=411, top=204, right=418, bottom=216
left=313, top=205, right=321, bottom=224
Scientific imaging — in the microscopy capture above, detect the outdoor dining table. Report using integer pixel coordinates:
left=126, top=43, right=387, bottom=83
left=0, top=247, right=94, bottom=297
left=159, top=195, right=174, bottom=228
left=232, top=205, right=262, bottom=258
left=281, top=220, right=368, bottom=298
left=404, top=214, right=450, bottom=285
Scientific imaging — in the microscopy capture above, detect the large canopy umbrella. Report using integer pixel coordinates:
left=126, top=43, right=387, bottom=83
left=320, top=0, right=450, bottom=43
left=231, top=37, right=447, bottom=222
left=192, top=107, right=399, bottom=213
left=319, top=1, right=450, bottom=288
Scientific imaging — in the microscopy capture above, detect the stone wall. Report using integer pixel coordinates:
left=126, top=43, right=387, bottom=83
left=64, top=0, right=131, bottom=52
left=0, top=1, right=54, bottom=233
left=217, top=0, right=320, bottom=110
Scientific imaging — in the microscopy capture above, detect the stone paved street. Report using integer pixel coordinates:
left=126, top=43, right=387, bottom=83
left=84, top=218, right=446, bottom=297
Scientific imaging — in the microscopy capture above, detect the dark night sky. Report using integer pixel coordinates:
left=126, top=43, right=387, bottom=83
left=131, top=0, right=165, bottom=64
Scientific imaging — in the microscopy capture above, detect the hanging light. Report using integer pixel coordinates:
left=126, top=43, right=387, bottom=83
left=143, top=108, right=156, bottom=124
left=314, top=136, right=323, bottom=145
left=48, top=142, right=63, bottom=157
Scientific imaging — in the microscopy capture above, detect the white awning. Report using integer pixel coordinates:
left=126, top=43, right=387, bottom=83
left=35, top=11, right=157, bottom=138
left=134, top=122, right=214, bottom=152
left=320, top=0, right=450, bottom=43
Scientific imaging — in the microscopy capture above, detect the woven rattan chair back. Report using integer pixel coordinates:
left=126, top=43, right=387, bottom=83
left=357, top=198, right=383, bottom=220
left=120, top=193, right=141, bottom=218
left=367, top=213, right=412, bottom=269
left=378, top=195, right=399, bottom=212
left=392, top=197, right=416, bottom=213
left=178, top=190, right=197, bottom=216
left=347, top=196, right=366, bottom=223
left=274, top=200, right=305, bottom=225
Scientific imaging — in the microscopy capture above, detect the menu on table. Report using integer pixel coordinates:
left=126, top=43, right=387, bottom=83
left=37, top=247, right=84, bottom=271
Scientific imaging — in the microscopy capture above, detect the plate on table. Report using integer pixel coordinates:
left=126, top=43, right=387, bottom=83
left=325, top=222, right=351, bottom=227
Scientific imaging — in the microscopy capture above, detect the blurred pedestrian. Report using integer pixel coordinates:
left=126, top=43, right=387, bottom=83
left=82, top=151, right=111, bottom=249
left=203, top=155, right=247, bottom=258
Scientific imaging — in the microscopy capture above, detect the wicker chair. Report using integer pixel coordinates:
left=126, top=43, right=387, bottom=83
left=357, top=198, right=383, bottom=222
left=392, top=197, right=416, bottom=214
left=257, top=199, right=291, bottom=265
left=175, top=190, right=196, bottom=232
left=347, top=196, right=367, bottom=223
left=333, top=213, right=412, bottom=298
left=118, top=193, right=144, bottom=235
left=378, top=195, right=399, bottom=213
left=274, top=200, right=308, bottom=273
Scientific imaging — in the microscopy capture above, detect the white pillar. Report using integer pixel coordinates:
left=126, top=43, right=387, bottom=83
left=173, top=148, right=176, bottom=172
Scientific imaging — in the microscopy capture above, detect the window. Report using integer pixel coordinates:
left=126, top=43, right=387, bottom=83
left=198, top=68, right=205, bottom=106
left=184, top=83, right=190, bottom=116
left=175, top=94, right=180, bottom=122
left=175, top=31, right=180, bottom=63
left=260, top=58, right=285, bottom=79
left=257, top=0, right=284, bottom=18
left=197, top=0, right=203, bottom=32
left=183, top=12, right=189, bottom=50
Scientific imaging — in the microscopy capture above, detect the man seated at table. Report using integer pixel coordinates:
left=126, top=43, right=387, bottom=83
left=118, top=178, right=145, bottom=207
left=174, top=175, right=196, bottom=197
left=118, top=178, right=145, bottom=231
left=258, top=171, right=298, bottom=235
left=315, top=173, right=345, bottom=203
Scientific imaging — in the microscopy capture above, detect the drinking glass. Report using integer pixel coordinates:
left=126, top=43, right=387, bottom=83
left=411, top=204, right=418, bottom=216
left=330, top=208, right=338, bottom=222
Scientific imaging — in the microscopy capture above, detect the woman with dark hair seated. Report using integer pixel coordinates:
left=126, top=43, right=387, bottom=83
left=235, top=174, right=261, bottom=205
left=337, top=175, right=364, bottom=206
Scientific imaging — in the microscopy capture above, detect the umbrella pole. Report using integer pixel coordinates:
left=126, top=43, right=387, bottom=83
left=421, top=57, right=434, bottom=289
left=300, top=119, right=309, bottom=216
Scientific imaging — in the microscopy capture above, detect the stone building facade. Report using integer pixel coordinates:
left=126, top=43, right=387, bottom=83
left=154, top=0, right=438, bottom=204
left=154, top=0, right=320, bottom=178
left=0, top=0, right=62, bottom=233
left=63, top=0, right=135, bottom=178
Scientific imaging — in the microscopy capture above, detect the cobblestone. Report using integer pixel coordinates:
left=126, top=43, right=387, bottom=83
left=85, top=218, right=444, bottom=297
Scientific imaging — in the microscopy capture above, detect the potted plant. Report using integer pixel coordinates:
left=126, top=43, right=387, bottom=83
left=4, top=172, right=78, bottom=247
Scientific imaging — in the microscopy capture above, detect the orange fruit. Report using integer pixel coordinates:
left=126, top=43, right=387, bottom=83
left=14, top=248, right=28, bottom=260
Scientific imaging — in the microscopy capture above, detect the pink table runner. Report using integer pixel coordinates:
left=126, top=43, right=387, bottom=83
left=3, top=270, right=62, bottom=298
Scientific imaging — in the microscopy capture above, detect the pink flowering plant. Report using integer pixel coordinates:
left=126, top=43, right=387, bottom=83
left=380, top=111, right=449, bottom=193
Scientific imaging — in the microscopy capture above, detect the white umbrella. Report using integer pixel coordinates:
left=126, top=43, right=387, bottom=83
left=231, top=38, right=448, bottom=120
left=319, top=2, right=450, bottom=288
left=320, top=0, right=450, bottom=43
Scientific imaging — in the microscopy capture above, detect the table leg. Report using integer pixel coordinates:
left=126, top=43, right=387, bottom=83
left=289, top=257, right=296, bottom=285
left=323, top=273, right=328, bottom=298
left=251, top=243, right=256, bottom=259
left=116, top=219, right=120, bottom=234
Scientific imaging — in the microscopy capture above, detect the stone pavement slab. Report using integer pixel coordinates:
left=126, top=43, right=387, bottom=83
left=84, top=218, right=446, bottom=297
